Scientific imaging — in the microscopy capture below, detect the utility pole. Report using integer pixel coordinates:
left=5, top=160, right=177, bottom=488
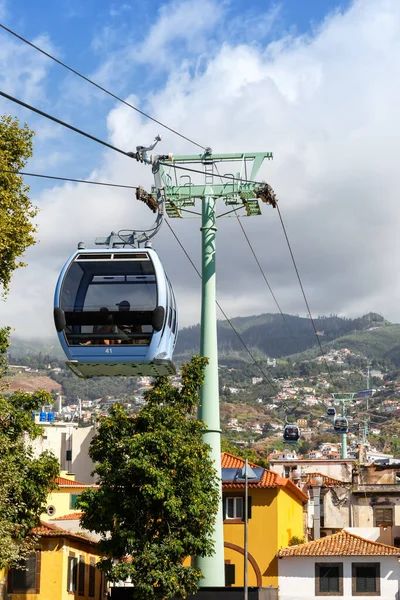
left=331, top=393, right=355, bottom=459
left=150, top=149, right=275, bottom=586
left=366, top=365, right=370, bottom=411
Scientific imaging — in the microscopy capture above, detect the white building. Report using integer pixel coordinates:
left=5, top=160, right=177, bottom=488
left=278, top=529, right=400, bottom=599
left=31, top=421, right=96, bottom=483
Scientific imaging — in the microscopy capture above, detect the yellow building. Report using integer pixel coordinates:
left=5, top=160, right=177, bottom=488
left=222, top=452, right=308, bottom=588
left=41, top=472, right=98, bottom=521
left=6, top=522, right=104, bottom=600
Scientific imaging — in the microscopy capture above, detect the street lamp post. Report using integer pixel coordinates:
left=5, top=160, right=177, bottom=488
left=239, top=459, right=257, bottom=600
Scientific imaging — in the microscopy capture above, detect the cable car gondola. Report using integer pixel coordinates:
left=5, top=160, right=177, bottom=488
left=283, top=423, right=300, bottom=443
left=333, top=416, right=348, bottom=434
left=327, top=407, right=336, bottom=417
left=54, top=244, right=178, bottom=378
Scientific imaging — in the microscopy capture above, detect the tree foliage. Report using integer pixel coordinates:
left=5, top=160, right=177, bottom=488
left=0, top=115, right=59, bottom=568
left=0, top=115, right=36, bottom=295
left=78, top=356, right=220, bottom=600
left=0, top=388, right=59, bottom=568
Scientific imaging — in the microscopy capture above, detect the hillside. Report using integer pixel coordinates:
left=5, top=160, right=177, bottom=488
left=175, top=312, right=389, bottom=359
left=289, top=323, right=400, bottom=366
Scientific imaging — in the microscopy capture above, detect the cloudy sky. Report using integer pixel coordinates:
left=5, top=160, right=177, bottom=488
left=1, top=0, right=399, bottom=342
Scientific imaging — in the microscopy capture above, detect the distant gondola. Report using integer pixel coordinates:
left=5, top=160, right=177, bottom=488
left=54, top=245, right=178, bottom=378
left=283, top=424, right=300, bottom=443
left=327, top=407, right=336, bottom=417
left=333, top=416, right=349, bottom=434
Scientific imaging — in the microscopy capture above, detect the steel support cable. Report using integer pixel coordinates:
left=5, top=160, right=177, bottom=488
left=0, top=90, right=132, bottom=157
left=0, top=168, right=139, bottom=189
left=275, top=203, right=336, bottom=385
left=1, top=168, right=163, bottom=244
left=235, top=215, right=303, bottom=355
left=0, top=23, right=206, bottom=151
left=164, top=219, right=279, bottom=394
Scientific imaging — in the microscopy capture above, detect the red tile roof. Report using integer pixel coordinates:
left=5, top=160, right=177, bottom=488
left=278, top=529, right=400, bottom=557
left=55, top=476, right=97, bottom=488
left=221, top=452, right=308, bottom=503
left=33, top=521, right=97, bottom=545
left=305, top=472, right=350, bottom=487
left=52, top=512, right=82, bottom=521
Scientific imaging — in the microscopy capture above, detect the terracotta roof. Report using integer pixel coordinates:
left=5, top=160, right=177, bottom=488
left=52, top=512, right=82, bottom=521
left=221, top=452, right=260, bottom=469
left=305, top=472, right=350, bottom=487
left=55, top=476, right=97, bottom=488
left=221, top=453, right=308, bottom=503
left=33, top=521, right=97, bottom=545
left=278, top=529, right=400, bottom=557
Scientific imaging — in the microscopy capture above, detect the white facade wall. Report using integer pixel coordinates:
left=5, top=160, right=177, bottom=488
left=31, top=422, right=96, bottom=483
left=279, top=555, right=400, bottom=600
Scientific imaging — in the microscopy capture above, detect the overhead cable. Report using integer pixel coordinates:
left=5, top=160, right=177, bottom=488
left=235, top=215, right=303, bottom=355
left=164, top=219, right=279, bottom=394
left=275, top=204, right=335, bottom=383
left=0, top=90, right=132, bottom=157
left=0, top=23, right=206, bottom=151
left=0, top=169, right=139, bottom=189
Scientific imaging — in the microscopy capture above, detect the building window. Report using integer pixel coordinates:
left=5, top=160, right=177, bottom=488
left=374, top=507, right=393, bottom=527
left=352, top=563, right=380, bottom=596
left=70, top=494, right=81, bottom=509
left=47, top=505, right=56, bottom=517
left=89, top=557, right=96, bottom=597
left=226, top=497, right=243, bottom=519
left=78, top=555, right=85, bottom=595
left=223, top=496, right=252, bottom=521
left=67, top=556, right=78, bottom=592
left=315, top=563, right=343, bottom=596
left=8, top=553, right=41, bottom=594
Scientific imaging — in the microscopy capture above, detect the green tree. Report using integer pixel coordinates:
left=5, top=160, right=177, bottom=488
left=0, top=115, right=36, bottom=295
left=0, top=388, right=59, bottom=568
left=78, top=356, right=220, bottom=600
left=0, top=115, right=59, bottom=568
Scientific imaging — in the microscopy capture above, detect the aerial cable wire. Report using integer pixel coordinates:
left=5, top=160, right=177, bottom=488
left=164, top=219, right=279, bottom=394
left=275, top=203, right=336, bottom=385
left=0, top=23, right=206, bottom=151
left=0, top=90, right=132, bottom=157
left=235, top=214, right=303, bottom=355
left=0, top=168, right=139, bottom=189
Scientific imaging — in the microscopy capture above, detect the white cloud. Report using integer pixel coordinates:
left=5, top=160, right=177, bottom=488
left=4, top=0, right=400, bottom=344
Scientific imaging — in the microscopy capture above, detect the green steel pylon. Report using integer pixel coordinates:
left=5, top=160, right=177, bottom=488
left=150, top=149, right=275, bottom=587
left=331, top=393, right=355, bottom=459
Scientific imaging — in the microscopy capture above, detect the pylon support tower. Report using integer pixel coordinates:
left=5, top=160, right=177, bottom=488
left=331, top=393, right=355, bottom=459
left=150, top=150, right=275, bottom=586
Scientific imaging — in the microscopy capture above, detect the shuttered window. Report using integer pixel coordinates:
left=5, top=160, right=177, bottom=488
left=7, top=553, right=40, bottom=593
left=71, top=493, right=81, bottom=509
left=68, top=556, right=78, bottom=592
left=315, top=563, right=343, bottom=596
left=352, top=563, right=380, bottom=596
left=78, top=555, right=85, bottom=595
left=89, top=557, right=96, bottom=597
